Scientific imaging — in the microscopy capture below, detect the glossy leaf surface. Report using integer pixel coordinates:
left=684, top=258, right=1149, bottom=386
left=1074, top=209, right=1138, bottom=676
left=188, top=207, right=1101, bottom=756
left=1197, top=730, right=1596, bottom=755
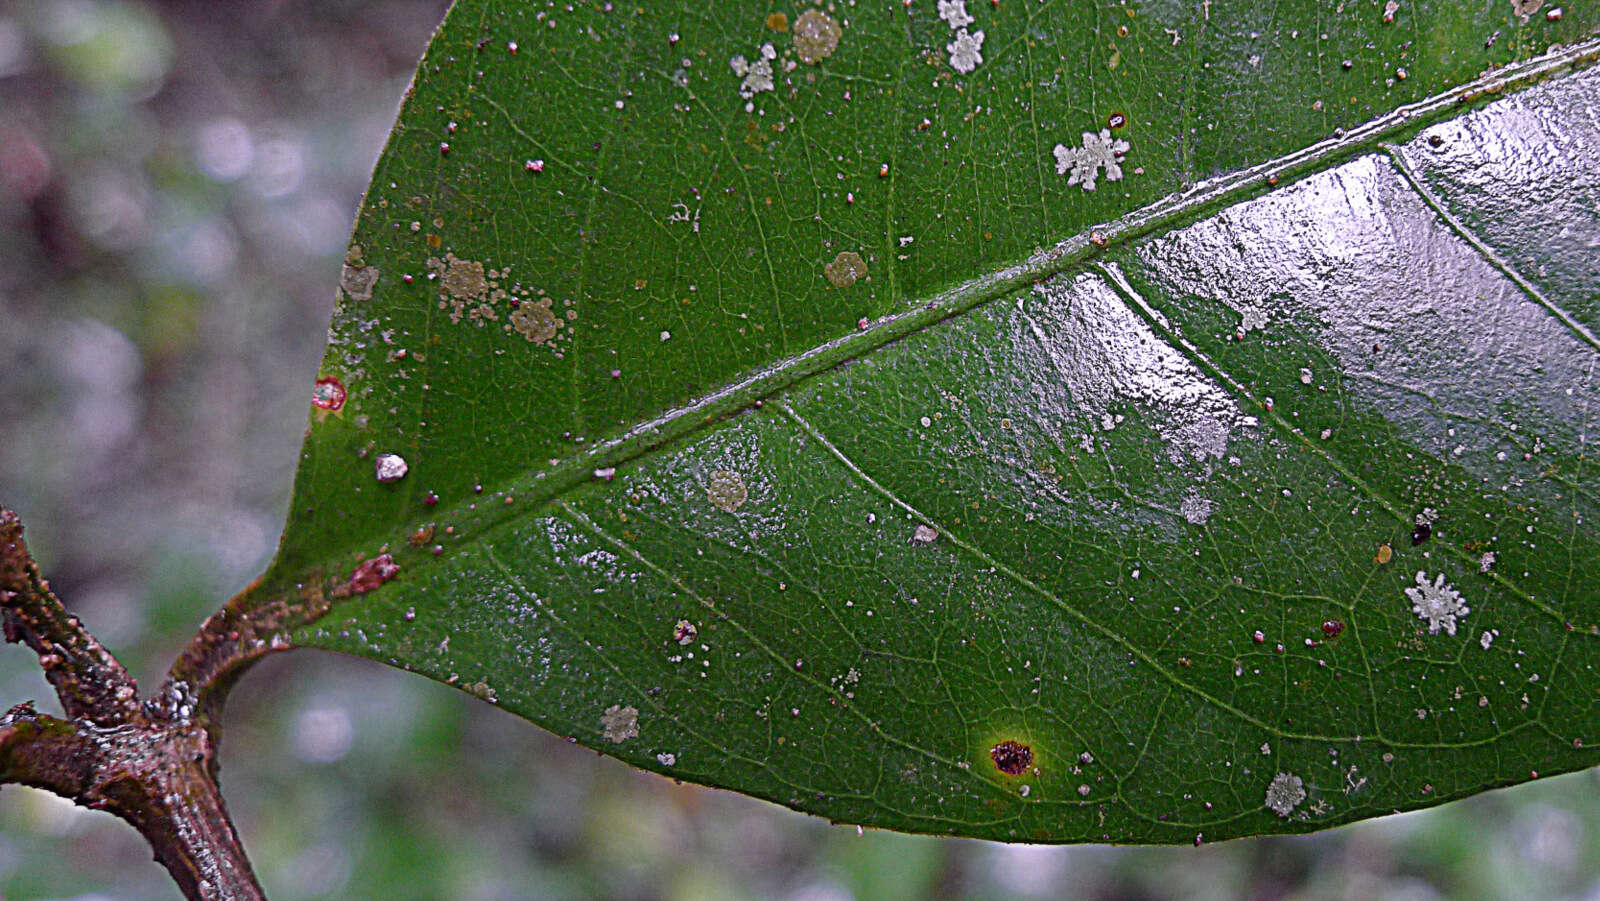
left=263, top=1, right=1600, bottom=842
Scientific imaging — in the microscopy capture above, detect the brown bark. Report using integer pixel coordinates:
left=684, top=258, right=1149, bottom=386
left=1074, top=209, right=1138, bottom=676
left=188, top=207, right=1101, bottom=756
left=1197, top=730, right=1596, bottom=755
left=1, top=508, right=284, bottom=900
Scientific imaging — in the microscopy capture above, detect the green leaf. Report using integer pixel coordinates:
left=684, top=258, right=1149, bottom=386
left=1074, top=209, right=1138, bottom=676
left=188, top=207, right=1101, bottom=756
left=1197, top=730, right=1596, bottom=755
left=254, top=1, right=1600, bottom=842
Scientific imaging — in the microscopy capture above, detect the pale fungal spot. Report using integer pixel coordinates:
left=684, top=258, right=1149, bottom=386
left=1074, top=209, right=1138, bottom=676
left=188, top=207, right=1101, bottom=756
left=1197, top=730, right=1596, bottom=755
left=938, top=0, right=975, bottom=28
left=374, top=453, right=408, bottom=483
left=910, top=524, right=939, bottom=546
left=1077, top=784, right=1091, bottom=797
left=510, top=301, right=559, bottom=343
left=730, top=43, right=777, bottom=100
left=1264, top=772, right=1306, bottom=817
left=1179, top=494, right=1213, bottom=526
left=1299, top=367, right=1313, bottom=385
left=1510, top=0, right=1543, bottom=17
left=656, top=752, right=676, bottom=766
left=792, top=9, right=841, bottom=65
left=707, top=470, right=748, bottom=513
left=946, top=28, right=985, bottom=74
left=1480, top=629, right=1498, bottom=650
left=824, top=251, right=867, bottom=288
left=1406, top=571, right=1469, bottom=635
left=1479, top=551, right=1496, bottom=573
left=341, top=264, right=379, bottom=300
left=600, top=704, right=639, bottom=743
left=1053, top=129, right=1131, bottom=192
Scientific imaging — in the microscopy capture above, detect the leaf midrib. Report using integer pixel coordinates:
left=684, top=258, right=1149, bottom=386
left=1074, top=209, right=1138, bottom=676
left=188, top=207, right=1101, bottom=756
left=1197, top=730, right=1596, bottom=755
left=388, top=37, right=1600, bottom=570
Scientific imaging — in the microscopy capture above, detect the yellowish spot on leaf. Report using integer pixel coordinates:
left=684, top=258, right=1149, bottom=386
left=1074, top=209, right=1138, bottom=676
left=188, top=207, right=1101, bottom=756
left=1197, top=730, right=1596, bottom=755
left=707, top=470, right=748, bottom=513
left=793, top=9, right=842, bottom=65
left=824, top=250, right=867, bottom=288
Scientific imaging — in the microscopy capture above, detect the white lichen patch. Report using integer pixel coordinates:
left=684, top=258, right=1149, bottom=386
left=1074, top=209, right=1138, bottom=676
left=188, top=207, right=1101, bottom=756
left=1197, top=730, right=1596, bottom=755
left=1053, top=129, right=1131, bottom=192
left=1264, top=772, right=1306, bottom=817
left=824, top=250, right=867, bottom=288
left=656, top=751, right=676, bottom=766
left=730, top=43, right=777, bottom=100
left=1179, top=493, right=1213, bottom=525
left=792, top=9, right=841, bottom=65
left=910, top=524, right=939, bottom=545
left=946, top=28, right=985, bottom=74
left=938, top=0, right=975, bottom=28
left=341, top=263, right=379, bottom=300
left=1406, top=571, right=1469, bottom=636
left=601, top=704, right=639, bottom=743
left=707, top=470, right=748, bottom=513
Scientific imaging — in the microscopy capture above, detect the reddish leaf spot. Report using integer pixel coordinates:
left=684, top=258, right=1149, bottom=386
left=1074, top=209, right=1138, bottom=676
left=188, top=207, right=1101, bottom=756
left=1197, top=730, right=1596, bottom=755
left=347, top=554, right=399, bottom=594
left=990, top=740, right=1033, bottom=776
left=1321, top=619, right=1345, bottom=639
left=312, top=376, right=347, bottom=411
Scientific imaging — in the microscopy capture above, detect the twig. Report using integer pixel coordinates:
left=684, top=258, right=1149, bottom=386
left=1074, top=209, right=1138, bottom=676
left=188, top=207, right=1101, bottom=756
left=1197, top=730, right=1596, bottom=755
left=0, top=508, right=268, bottom=900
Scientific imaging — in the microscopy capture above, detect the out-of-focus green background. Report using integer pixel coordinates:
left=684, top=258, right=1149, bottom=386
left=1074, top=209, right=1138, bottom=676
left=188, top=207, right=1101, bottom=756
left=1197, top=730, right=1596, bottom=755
left=1, top=2, right=1598, bottom=899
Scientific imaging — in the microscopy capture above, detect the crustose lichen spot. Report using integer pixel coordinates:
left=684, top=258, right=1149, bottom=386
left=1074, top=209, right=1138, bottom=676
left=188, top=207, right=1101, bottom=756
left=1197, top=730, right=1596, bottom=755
left=1264, top=772, right=1306, bottom=817
left=706, top=470, right=748, bottom=513
left=793, top=9, right=842, bottom=64
left=824, top=250, right=867, bottom=288
left=990, top=740, right=1034, bottom=776
left=439, top=252, right=487, bottom=300
left=600, top=704, right=639, bottom=743
left=340, top=263, right=379, bottom=301
left=510, top=300, right=559, bottom=343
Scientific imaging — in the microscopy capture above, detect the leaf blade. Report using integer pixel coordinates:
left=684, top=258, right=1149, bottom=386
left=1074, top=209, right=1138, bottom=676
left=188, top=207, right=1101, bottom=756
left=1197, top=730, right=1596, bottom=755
left=267, top=2, right=1600, bottom=842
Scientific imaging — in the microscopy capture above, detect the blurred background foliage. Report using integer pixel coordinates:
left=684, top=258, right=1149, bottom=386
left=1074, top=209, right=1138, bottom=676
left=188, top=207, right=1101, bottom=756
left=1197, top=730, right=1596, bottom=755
left=1, top=1, right=1599, bottom=899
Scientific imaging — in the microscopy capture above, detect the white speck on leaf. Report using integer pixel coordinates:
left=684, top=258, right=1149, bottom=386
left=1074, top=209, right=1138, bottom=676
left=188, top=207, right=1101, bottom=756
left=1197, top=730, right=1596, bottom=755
left=601, top=704, right=639, bottom=743
left=657, top=751, right=676, bottom=766
left=1265, top=772, right=1306, bottom=817
left=1479, top=551, right=1496, bottom=572
left=730, top=43, right=777, bottom=99
left=1480, top=629, right=1498, bottom=650
left=1053, top=129, right=1130, bottom=192
left=946, top=28, right=984, bottom=74
left=1406, top=571, right=1469, bottom=635
left=938, top=0, right=975, bottom=28
left=911, top=524, right=939, bottom=545
left=374, top=453, right=408, bottom=483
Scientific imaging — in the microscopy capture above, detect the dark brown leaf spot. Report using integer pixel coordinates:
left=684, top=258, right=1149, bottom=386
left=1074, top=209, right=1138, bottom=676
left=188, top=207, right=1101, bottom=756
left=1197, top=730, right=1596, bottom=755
left=990, top=740, right=1033, bottom=776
